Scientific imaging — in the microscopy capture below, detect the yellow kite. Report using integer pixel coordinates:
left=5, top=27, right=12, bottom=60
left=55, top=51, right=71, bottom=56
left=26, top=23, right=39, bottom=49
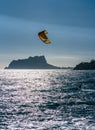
left=38, top=30, right=51, bottom=44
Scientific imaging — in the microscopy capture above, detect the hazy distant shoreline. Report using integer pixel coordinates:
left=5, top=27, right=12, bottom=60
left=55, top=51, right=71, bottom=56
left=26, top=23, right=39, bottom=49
left=4, top=56, right=95, bottom=70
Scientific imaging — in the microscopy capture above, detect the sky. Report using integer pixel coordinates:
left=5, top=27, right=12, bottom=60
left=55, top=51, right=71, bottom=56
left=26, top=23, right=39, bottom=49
left=0, top=0, right=95, bottom=68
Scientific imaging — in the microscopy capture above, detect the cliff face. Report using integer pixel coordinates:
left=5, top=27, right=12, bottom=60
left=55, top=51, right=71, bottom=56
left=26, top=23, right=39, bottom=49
left=5, top=56, right=60, bottom=69
left=74, top=60, right=95, bottom=70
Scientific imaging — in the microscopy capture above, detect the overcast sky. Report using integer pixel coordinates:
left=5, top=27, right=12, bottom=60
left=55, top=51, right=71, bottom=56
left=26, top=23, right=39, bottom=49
left=0, top=0, right=95, bottom=68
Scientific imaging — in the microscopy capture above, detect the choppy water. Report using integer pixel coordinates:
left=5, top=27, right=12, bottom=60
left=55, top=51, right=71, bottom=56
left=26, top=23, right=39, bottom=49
left=0, top=69, right=95, bottom=130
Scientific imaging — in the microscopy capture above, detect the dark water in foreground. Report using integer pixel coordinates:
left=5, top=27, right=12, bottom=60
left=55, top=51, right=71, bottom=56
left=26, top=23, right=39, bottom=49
left=0, top=69, right=95, bottom=130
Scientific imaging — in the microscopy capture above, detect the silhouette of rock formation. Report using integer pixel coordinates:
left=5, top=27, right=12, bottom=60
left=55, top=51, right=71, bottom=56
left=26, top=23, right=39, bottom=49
left=74, top=59, right=95, bottom=70
left=5, top=56, right=60, bottom=69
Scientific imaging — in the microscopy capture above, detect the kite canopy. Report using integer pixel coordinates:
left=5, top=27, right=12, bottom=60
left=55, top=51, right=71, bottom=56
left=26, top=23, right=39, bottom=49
left=38, top=30, right=51, bottom=44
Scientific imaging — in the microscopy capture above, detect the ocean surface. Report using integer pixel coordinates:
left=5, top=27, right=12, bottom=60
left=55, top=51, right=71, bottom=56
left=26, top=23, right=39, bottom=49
left=0, top=69, right=95, bottom=130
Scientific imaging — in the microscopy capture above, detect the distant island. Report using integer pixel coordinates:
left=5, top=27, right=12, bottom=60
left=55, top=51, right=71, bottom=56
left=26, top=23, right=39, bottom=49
left=5, top=56, right=95, bottom=70
left=74, top=59, right=95, bottom=70
left=5, top=56, right=61, bottom=69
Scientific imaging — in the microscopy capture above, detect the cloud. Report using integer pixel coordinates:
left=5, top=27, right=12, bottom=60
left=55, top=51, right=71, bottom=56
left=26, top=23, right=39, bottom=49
left=0, top=0, right=95, bottom=28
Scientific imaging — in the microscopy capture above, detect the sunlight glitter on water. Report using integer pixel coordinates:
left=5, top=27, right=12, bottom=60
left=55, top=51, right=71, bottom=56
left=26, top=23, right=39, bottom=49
left=0, top=69, right=95, bottom=129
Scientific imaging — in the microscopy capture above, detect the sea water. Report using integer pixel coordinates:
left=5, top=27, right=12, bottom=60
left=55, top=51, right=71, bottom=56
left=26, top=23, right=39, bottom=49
left=0, top=69, right=95, bottom=130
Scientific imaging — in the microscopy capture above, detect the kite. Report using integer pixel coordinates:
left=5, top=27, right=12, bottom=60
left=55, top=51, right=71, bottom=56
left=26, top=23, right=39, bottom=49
left=38, top=30, right=51, bottom=44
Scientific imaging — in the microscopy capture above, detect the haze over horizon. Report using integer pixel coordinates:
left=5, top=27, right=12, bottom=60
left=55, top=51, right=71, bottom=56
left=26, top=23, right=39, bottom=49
left=0, top=0, right=95, bottom=68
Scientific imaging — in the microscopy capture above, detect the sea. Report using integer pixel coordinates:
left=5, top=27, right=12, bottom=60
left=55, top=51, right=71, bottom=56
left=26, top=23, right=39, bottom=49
left=0, top=69, right=95, bottom=130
